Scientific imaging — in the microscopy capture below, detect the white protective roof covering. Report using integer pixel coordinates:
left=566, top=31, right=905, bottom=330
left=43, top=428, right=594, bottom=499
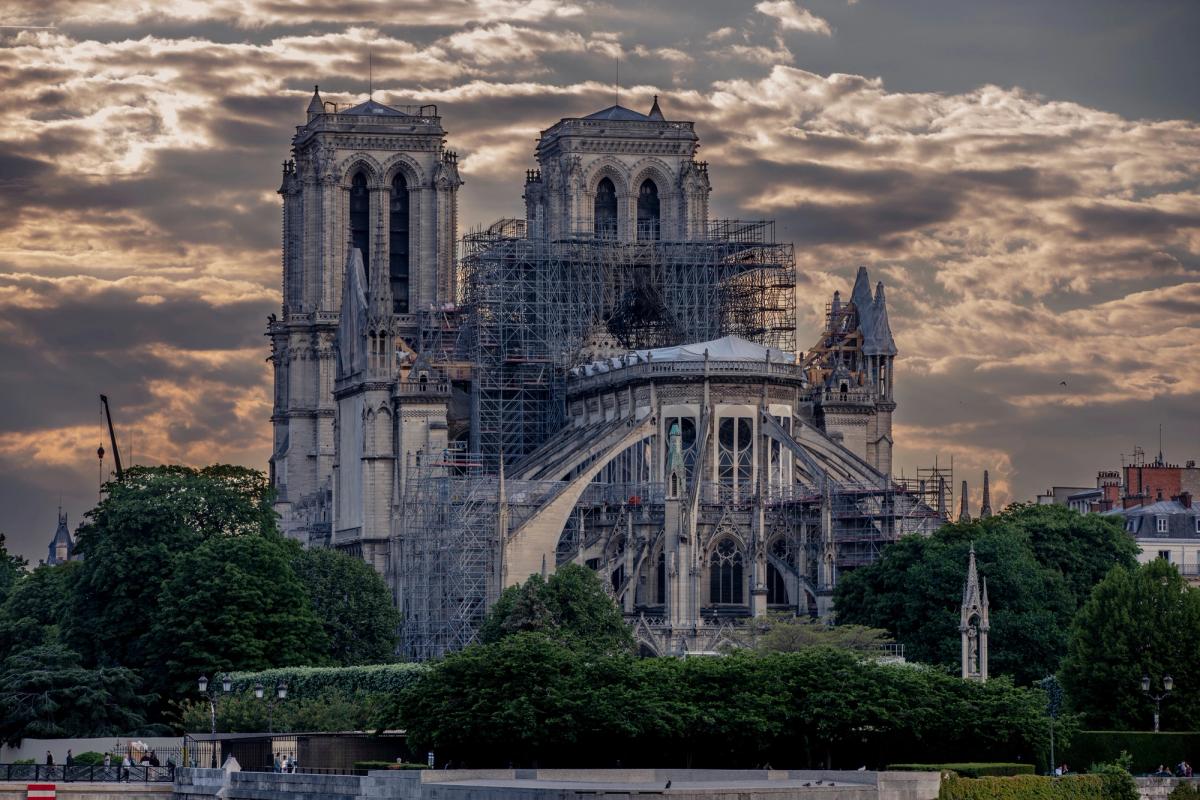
left=572, top=335, right=795, bottom=377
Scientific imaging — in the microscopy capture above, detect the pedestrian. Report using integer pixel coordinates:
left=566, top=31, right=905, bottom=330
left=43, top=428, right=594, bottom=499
left=149, top=751, right=160, bottom=767
left=104, top=753, right=111, bottom=769
left=65, top=750, right=73, bottom=767
left=122, top=754, right=132, bottom=782
left=45, top=751, right=54, bottom=766
left=273, top=754, right=281, bottom=773
left=1053, top=765, right=1062, bottom=777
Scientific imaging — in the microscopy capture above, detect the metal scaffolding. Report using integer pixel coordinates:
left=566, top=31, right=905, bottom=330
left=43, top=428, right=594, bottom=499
left=459, top=220, right=797, bottom=463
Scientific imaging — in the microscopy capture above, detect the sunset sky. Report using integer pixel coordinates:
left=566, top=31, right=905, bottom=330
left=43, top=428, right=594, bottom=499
left=2, top=0, right=1198, bottom=562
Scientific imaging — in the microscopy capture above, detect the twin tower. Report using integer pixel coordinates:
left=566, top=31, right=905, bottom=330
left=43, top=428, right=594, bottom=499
left=269, top=90, right=715, bottom=556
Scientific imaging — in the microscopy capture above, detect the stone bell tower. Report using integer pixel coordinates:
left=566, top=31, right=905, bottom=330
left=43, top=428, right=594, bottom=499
left=269, top=86, right=461, bottom=547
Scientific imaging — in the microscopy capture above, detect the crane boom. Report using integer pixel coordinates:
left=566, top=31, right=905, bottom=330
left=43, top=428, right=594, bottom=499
left=99, top=394, right=124, bottom=481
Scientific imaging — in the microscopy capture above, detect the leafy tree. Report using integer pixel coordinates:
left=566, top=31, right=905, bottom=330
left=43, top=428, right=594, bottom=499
left=0, top=644, right=148, bottom=745
left=835, top=530, right=1072, bottom=683
left=1061, top=559, right=1200, bottom=730
left=834, top=504, right=1136, bottom=683
left=66, top=465, right=278, bottom=671
left=291, top=547, right=400, bottom=665
left=478, top=564, right=633, bottom=654
left=733, top=612, right=895, bottom=653
left=0, top=562, right=78, bottom=660
left=147, top=534, right=328, bottom=703
left=0, top=534, right=28, bottom=606
left=399, top=640, right=1051, bottom=769
left=178, top=689, right=387, bottom=734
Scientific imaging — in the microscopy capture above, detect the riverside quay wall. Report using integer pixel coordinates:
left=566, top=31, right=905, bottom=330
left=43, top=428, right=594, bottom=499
left=172, top=767, right=941, bottom=800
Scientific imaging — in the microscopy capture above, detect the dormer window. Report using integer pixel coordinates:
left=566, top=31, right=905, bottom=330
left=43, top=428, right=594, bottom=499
left=1157, top=515, right=1169, bottom=533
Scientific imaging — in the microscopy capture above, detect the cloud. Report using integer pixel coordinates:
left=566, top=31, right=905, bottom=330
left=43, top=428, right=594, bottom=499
left=754, top=0, right=832, bottom=36
left=0, top=10, right=1198, bottom=561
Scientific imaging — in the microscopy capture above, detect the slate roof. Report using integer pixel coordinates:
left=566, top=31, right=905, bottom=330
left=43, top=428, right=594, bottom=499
left=342, top=99, right=408, bottom=116
left=583, top=104, right=651, bottom=121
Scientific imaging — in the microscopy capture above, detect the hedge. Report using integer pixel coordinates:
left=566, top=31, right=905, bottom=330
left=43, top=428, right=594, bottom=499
left=353, top=761, right=429, bottom=771
left=1063, top=731, right=1200, bottom=775
left=940, top=774, right=1105, bottom=800
left=227, top=664, right=428, bottom=698
left=72, top=752, right=108, bottom=766
left=890, top=763, right=1034, bottom=777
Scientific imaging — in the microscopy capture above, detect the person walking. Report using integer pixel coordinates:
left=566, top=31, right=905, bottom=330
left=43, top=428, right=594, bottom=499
left=104, top=753, right=111, bottom=769
left=45, top=751, right=53, bottom=766
left=273, top=754, right=281, bottom=773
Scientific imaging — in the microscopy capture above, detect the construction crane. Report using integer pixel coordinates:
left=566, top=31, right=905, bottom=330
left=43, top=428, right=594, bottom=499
left=99, top=394, right=124, bottom=482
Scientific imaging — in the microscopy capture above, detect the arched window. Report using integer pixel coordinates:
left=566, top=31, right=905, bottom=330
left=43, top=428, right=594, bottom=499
left=709, top=538, right=743, bottom=605
left=637, top=179, right=660, bottom=241
left=594, top=177, right=617, bottom=239
left=766, top=563, right=788, bottom=605
left=349, top=171, right=370, bottom=278
left=389, top=173, right=410, bottom=313
left=655, top=550, right=666, bottom=605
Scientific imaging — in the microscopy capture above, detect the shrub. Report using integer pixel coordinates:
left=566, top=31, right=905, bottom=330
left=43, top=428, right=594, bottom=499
left=228, top=663, right=427, bottom=698
left=940, top=774, right=1104, bottom=800
left=1169, top=783, right=1200, bottom=800
left=72, top=752, right=107, bottom=766
left=1088, top=760, right=1138, bottom=800
left=890, top=763, right=1034, bottom=777
left=12, top=759, right=33, bottom=765
left=1065, top=732, right=1200, bottom=776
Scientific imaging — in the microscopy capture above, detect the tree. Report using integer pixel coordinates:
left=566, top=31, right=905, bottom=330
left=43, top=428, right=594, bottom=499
left=0, top=644, right=148, bottom=745
left=835, top=531, right=1073, bottom=683
left=147, top=534, right=328, bottom=703
left=478, top=564, right=633, bottom=654
left=0, top=562, right=78, bottom=661
left=66, top=465, right=278, bottom=671
left=398, top=639, right=1051, bottom=769
left=1061, top=559, right=1200, bottom=730
left=734, top=612, right=896, bottom=653
left=290, top=548, right=401, bottom=666
left=0, top=535, right=28, bottom=607
left=834, top=503, right=1135, bottom=683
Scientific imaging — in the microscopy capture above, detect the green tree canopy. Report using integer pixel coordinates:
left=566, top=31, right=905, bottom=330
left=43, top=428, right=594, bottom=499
left=834, top=504, right=1136, bottom=683
left=0, top=535, right=28, bottom=607
left=291, top=547, right=401, bottom=665
left=0, top=562, right=78, bottom=660
left=478, top=564, right=633, bottom=654
left=733, top=612, right=896, bottom=653
left=1061, top=559, right=1200, bottom=730
left=400, top=637, right=1051, bottom=769
left=148, top=534, right=328, bottom=702
left=67, top=465, right=278, bottom=670
left=0, top=644, right=148, bottom=745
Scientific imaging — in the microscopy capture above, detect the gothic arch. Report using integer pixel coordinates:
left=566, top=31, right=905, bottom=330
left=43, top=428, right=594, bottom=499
left=381, top=153, right=426, bottom=188
left=584, top=158, right=630, bottom=195
left=628, top=158, right=676, bottom=196
left=340, top=154, right=385, bottom=187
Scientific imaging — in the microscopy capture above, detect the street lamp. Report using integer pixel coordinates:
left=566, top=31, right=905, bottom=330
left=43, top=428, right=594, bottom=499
left=1140, top=674, right=1174, bottom=733
left=254, top=681, right=288, bottom=733
left=198, top=674, right=232, bottom=766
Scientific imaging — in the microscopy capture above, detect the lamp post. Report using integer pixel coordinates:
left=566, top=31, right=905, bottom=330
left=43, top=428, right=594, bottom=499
left=1140, top=673, right=1174, bottom=733
left=198, top=674, right=232, bottom=766
left=254, top=681, right=288, bottom=734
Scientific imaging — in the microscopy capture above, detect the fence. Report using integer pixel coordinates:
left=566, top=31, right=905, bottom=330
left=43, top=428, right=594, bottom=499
left=0, top=764, right=174, bottom=782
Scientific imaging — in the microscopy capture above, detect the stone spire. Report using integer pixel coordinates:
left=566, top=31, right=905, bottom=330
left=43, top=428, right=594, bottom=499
left=960, top=544, right=989, bottom=681
left=980, top=470, right=993, bottom=519
left=47, top=507, right=74, bottom=565
left=850, top=265, right=874, bottom=314
left=865, top=280, right=897, bottom=356
left=306, top=84, right=324, bottom=121
left=647, top=94, right=665, bottom=120
left=959, top=480, right=971, bottom=523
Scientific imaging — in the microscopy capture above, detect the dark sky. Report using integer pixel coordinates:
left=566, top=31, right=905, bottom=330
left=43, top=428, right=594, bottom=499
left=1, top=0, right=1198, bottom=562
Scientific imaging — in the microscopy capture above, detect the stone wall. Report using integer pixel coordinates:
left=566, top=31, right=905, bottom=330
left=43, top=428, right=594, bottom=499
left=1137, top=776, right=1199, bottom=800
left=170, top=768, right=940, bottom=800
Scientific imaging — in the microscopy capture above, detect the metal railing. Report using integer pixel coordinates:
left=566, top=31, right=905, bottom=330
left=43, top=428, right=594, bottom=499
left=0, top=764, right=175, bottom=782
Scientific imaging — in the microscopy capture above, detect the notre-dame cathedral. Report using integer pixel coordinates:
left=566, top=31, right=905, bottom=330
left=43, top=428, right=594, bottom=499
left=269, top=88, right=940, bottom=659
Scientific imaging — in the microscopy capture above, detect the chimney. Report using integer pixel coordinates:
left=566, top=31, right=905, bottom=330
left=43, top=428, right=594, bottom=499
left=1178, top=492, right=1193, bottom=509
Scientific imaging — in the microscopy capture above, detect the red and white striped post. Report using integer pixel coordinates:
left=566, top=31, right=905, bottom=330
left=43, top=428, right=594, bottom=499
left=27, top=784, right=56, bottom=800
